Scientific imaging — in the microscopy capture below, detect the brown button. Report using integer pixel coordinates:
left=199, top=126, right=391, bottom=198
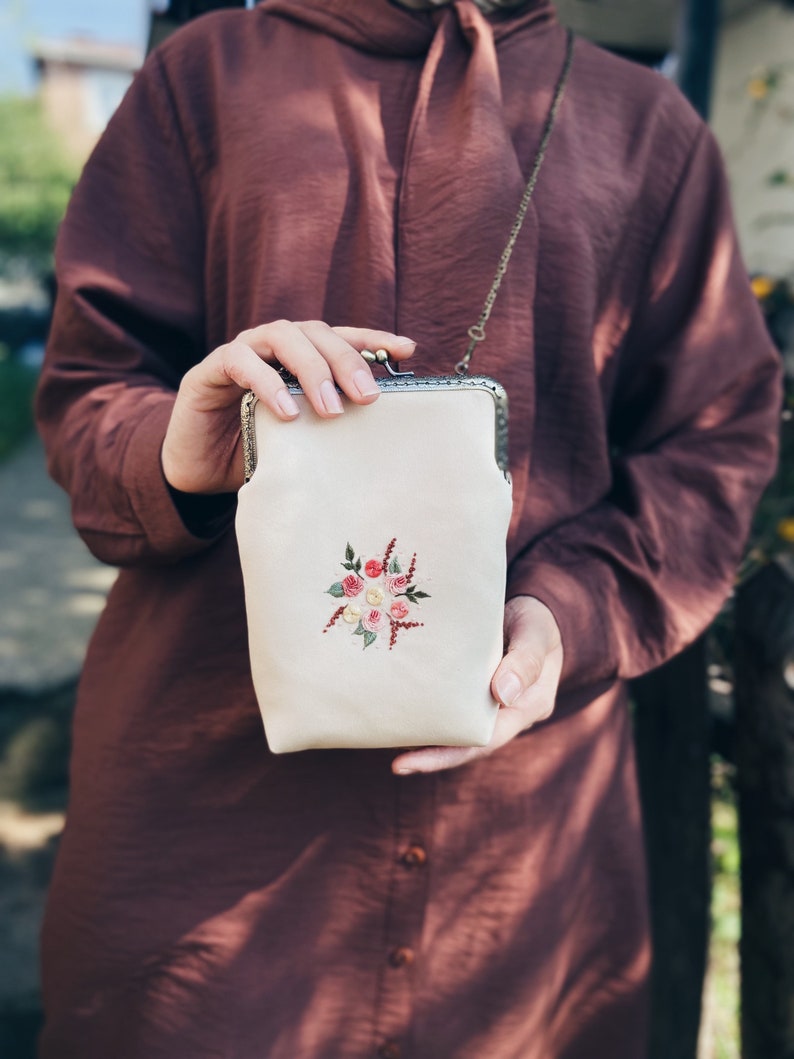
left=377, top=1042, right=401, bottom=1059
left=401, top=844, right=427, bottom=867
left=388, top=946, right=415, bottom=968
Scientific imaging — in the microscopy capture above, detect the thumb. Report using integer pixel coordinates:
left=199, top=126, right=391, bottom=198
left=491, top=597, right=561, bottom=708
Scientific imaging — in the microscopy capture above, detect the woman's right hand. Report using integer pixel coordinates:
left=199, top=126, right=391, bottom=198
left=161, top=320, right=416, bottom=495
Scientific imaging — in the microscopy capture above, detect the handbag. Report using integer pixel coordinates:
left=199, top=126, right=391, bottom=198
left=235, top=31, right=574, bottom=753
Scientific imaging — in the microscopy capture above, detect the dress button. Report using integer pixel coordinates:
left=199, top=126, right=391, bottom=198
left=388, top=946, right=415, bottom=968
left=401, top=844, right=427, bottom=867
left=377, top=1042, right=401, bottom=1059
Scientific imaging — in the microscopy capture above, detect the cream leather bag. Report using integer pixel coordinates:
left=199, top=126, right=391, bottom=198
left=236, top=376, right=512, bottom=752
left=235, top=33, right=572, bottom=753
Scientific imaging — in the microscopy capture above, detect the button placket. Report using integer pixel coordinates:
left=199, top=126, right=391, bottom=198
left=400, top=844, right=427, bottom=869
left=389, top=946, right=415, bottom=968
left=377, top=1041, right=401, bottom=1059
left=371, top=775, right=435, bottom=1055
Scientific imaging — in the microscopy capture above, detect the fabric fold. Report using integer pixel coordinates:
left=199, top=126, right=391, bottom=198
left=262, top=0, right=556, bottom=55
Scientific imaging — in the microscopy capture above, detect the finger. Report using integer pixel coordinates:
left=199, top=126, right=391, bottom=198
left=391, top=696, right=532, bottom=775
left=391, top=676, right=559, bottom=777
left=296, top=321, right=382, bottom=405
left=392, top=601, right=563, bottom=777
left=392, top=744, right=488, bottom=775
left=236, top=354, right=301, bottom=421
left=491, top=598, right=561, bottom=708
left=332, top=327, right=416, bottom=362
left=238, top=320, right=345, bottom=419
left=181, top=340, right=297, bottom=418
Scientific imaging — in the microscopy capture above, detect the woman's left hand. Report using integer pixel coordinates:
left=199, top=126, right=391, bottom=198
left=391, top=596, right=563, bottom=775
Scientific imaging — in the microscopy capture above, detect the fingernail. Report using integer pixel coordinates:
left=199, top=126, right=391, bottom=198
left=393, top=336, right=416, bottom=351
left=276, top=389, right=300, bottom=417
left=396, top=768, right=417, bottom=776
left=320, top=379, right=344, bottom=415
left=353, top=369, right=380, bottom=398
left=495, top=671, right=522, bottom=707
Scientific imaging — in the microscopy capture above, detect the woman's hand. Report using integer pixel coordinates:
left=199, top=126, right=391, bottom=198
left=392, top=596, right=563, bottom=775
left=161, top=320, right=416, bottom=495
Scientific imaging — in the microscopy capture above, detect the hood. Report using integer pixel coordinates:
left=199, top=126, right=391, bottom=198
left=260, top=0, right=556, bottom=56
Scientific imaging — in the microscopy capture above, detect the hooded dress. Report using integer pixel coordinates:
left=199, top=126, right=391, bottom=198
left=35, top=1, right=781, bottom=1057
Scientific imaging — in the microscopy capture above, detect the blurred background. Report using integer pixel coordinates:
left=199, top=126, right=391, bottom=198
left=0, top=1, right=793, bottom=1057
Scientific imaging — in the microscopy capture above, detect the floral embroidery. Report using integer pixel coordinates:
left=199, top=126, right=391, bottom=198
left=386, top=573, right=408, bottom=595
left=363, top=608, right=387, bottom=633
left=324, top=539, right=430, bottom=649
left=341, top=573, right=364, bottom=597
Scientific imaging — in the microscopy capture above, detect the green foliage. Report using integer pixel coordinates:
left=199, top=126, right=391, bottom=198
left=0, top=95, right=78, bottom=268
left=738, top=278, right=794, bottom=582
left=702, top=761, right=740, bottom=1059
left=0, top=350, right=38, bottom=460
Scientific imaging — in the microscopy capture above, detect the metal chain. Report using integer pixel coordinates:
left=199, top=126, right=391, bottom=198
left=455, top=29, right=575, bottom=375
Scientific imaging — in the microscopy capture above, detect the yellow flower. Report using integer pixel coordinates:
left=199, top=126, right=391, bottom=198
left=747, top=76, right=769, bottom=101
left=366, top=587, right=385, bottom=606
left=751, top=275, right=775, bottom=301
left=777, top=518, right=794, bottom=543
left=343, top=604, right=362, bottom=624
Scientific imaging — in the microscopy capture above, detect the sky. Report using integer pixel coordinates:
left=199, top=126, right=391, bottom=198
left=0, top=0, right=149, bottom=94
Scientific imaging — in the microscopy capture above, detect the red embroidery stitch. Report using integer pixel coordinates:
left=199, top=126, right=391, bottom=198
left=323, top=606, right=345, bottom=633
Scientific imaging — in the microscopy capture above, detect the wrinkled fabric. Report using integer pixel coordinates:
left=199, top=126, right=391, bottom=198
left=35, top=1, right=780, bottom=1056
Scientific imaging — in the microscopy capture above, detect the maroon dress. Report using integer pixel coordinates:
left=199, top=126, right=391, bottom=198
left=36, top=2, right=781, bottom=1056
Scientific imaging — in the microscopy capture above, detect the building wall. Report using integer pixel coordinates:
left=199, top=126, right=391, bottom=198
left=39, top=61, right=134, bottom=164
left=712, top=1, right=794, bottom=276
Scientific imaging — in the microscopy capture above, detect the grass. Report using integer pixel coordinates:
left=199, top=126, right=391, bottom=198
left=0, top=351, right=37, bottom=462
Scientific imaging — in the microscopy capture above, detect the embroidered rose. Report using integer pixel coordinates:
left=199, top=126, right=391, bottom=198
left=363, top=608, right=387, bottom=632
left=386, top=573, right=409, bottom=595
left=342, top=574, right=364, bottom=597
left=325, top=541, right=429, bottom=650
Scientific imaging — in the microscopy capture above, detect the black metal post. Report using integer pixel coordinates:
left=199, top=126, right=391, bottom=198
left=674, top=0, right=721, bottom=120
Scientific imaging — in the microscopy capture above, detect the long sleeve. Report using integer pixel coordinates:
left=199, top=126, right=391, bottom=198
left=35, top=50, right=233, bottom=567
left=507, top=124, right=782, bottom=690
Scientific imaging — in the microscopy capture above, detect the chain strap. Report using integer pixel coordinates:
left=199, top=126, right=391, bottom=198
left=455, top=29, right=575, bottom=375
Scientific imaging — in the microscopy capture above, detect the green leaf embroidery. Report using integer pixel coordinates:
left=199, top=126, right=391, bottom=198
left=354, top=622, right=365, bottom=636
left=389, top=557, right=402, bottom=574
left=342, top=562, right=354, bottom=571
left=327, top=583, right=345, bottom=598
left=412, top=591, right=430, bottom=599
left=354, top=558, right=362, bottom=573
left=363, top=631, right=377, bottom=649
left=345, top=542, right=355, bottom=562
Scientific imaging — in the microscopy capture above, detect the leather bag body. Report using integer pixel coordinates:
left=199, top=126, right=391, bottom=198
left=235, top=377, right=513, bottom=753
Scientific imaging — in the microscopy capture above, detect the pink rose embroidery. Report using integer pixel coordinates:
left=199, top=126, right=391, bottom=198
left=386, top=573, right=408, bottom=595
left=342, top=574, right=364, bottom=597
left=363, top=608, right=387, bottom=632
left=324, top=541, right=429, bottom=650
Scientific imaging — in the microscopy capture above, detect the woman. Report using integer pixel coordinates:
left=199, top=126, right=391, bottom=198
left=36, top=1, right=780, bottom=1056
